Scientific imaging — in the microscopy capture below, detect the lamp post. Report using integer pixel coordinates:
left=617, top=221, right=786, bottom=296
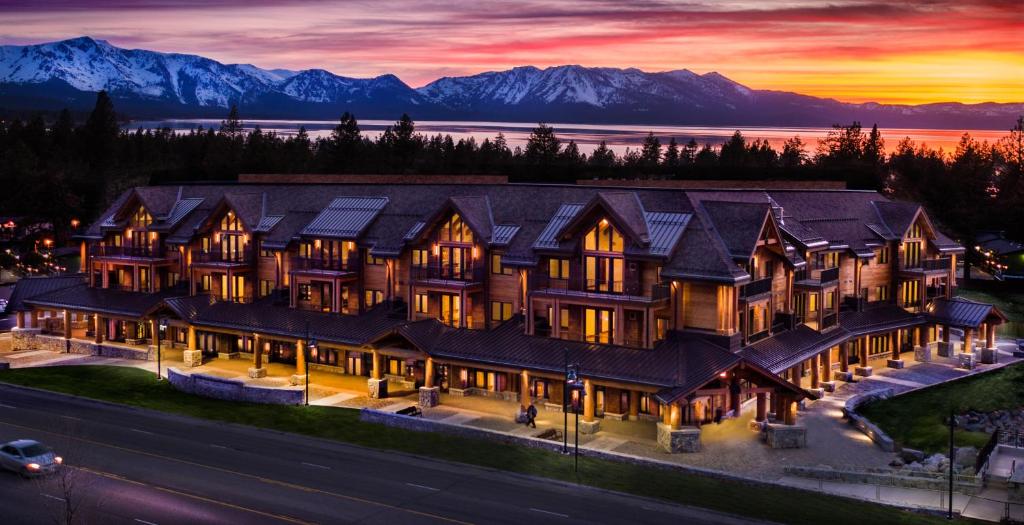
left=562, top=347, right=569, bottom=455
left=305, top=321, right=316, bottom=406
left=948, top=408, right=956, bottom=520
left=566, top=362, right=584, bottom=472
left=157, top=318, right=168, bottom=381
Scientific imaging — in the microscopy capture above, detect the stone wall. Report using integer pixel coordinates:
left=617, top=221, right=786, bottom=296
left=10, top=330, right=153, bottom=361
left=844, top=388, right=898, bottom=452
left=784, top=465, right=982, bottom=495
left=765, top=424, right=807, bottom=449
left=11, top=328, right=41, bottom=351
left=167, top=368, right=303, bottom=405
left=447, top=387, right=519, bottom=402
left=98, top=343, right=151, bottom=360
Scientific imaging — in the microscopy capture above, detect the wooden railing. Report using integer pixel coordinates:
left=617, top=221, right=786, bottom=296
left=740, top=277, right=772, bottom=298
left=290, top=252, right=360, bottom=273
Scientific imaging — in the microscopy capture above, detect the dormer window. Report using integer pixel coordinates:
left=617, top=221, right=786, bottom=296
left=908, top=223, right=923, bottom=239
left=583, top=219, right=624, bottom=253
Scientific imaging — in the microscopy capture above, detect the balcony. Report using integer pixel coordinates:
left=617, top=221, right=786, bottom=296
left=926, top=285, right=948, bottom=300
left=191, top=246, right=254, bottom=267
left=90, top=245, right=176, bottom=262
left=795, top=266, right=839, bottom=288
left=739, top=277, right=772, bottom=300
left=821, top=312, right=839, bottom=330
left=900, top=257, right=952, bottom=275
left=411, top=264, right=485, bottom=288
left=529, top=273, right=670, bottom=304
left=290, top=253, right=360, bottom=276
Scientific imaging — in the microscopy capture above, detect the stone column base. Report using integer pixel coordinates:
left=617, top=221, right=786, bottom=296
left=833, top=370, right=853, bottom=382
left=887, top=359, right=905, bottom=369
left=766, top=424, right=807, bottom=449
left=248, top=367, right=267, bottom=378
left=182, top=349, right=203, bottom=367
left=914, top=345, right=932, bottom=363
left=447, top=387, right=469, bottom=397
left=218, top=352, right=240, bottom=359
left=544, top=402, right=564, bottom=413
left=656, top=423, right=701, bottom=453
left=748, top=419, right=767, bottom=432
left=854, top=366, right=873, bottom=377
left=368, top=378, right=388, bottom=399
left=602, top=412, right=627, bottom=421
left=289, top=374, right=308, bottom=386
left=980, top=348, right=998, bottom=365
left=820, top=381, right=836, bottom=393
left=579, top=419, right=601, bottom=434
left=419, top=386, right=440, bottom=407
left=937, top=341, right=953, bottom=358
left=807, top=387, right=824, bottom=399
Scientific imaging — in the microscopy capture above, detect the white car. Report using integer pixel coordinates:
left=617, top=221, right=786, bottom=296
left=0, top=440, right=62, bottom=477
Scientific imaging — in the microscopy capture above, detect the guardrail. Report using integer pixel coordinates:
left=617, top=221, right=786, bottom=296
left=740, top=277, right=772, bottom=298
left=411, top=264, right=485, bottom=283
left=290, top=253, right=360, bottom=273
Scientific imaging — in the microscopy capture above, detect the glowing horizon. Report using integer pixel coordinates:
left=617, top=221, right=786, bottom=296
left=0, top=0, right=1021, bottom=105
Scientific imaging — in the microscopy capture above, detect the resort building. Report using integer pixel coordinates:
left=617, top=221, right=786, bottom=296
left=7, top=182, right=1005, bottom=452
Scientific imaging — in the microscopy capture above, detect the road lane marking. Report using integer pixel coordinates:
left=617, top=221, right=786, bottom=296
left=209, top=444, right=228, bottom=449
left=133, top=519, right=158, bottom=525
left=0, top=403, right=17, bottom=409
left=130, top=428, right=153, bottom=435
left=301, top=462, right=329, bottom=470
left=530, top=508, right=569, bottom=518
left=77, top=466, right=310, bottom=525
left=406, top=483, right=440, bottom=491
left=0, top=420, right=474, bottom=525
left=60, top=415, right=81, bottom=420
left=40, top=493, right=65, bottom=502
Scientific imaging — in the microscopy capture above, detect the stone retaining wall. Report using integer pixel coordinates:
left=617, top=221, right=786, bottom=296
left=843, top=388, right=898, bottom=452
left=167, top=368, right=303, bottom=405
left=447, top=387, right=519, bottom=402
left=784, top=465, right=982, bottom=495
left=11, top=329, right=152, bottom=360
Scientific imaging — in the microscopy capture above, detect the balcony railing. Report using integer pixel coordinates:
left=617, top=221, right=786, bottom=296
left=821, top=312, right=839, bottom=330
left=90, top=245, right=173, bottom=259
left=290, top=253, right=360, bottom=273
left=740, top=277, right=772, bottom=299
left=902, top=258, right=952, bottom=272
left=530, top=273, right=671, bottom=301
left=926, top=285, right=947, bottom=299
left=192, top=246, right=254, bottom=265
left=796, top=266, right=839, bottom=285
left=411, top=264, right=485, bottom=283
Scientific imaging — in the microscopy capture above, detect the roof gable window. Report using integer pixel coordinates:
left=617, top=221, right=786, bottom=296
left=583, top=219, right=624, bottom=253
left=130, top=206, right=152, bottom=229
left=439, top=213, right=473, bottom=244
left=220, top=211, right=243, bottom=232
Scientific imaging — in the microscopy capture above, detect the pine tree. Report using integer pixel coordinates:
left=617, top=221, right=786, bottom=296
left=588, top=141, right=617, bottom=168
left=640, top=132, right=661, bottom=167
left=663, top=138, right=680, bottom=168
left=682, top=138, right=698, bottom=164
left=219, top=104, right=243, bottom=138
left=780, top=136, right=807, bottom=169
left=525, top=123, right=560, bottom=165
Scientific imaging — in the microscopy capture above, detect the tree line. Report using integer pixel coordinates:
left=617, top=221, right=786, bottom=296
left=0, top=91, right=1021, bottom=253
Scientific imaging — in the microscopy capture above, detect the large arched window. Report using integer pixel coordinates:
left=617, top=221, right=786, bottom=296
left=582, top=219, right=624, bottom=293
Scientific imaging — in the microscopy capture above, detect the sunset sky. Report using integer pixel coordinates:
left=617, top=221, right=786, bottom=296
left=0, top=0, right=1020, bottom=105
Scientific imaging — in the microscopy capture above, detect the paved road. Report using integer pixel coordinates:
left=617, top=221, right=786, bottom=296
left=0, top=385, right=766, bottom=525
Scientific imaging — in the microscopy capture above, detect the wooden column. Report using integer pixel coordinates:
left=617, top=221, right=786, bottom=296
left=839, top=342, right=849, bottom=372
left=756, top=393, right=767, bottom=422
left=252, top=335, right=263, bottom=369
left=628, top=391, right=639, bottom=420
left=425, top=358, right=435, bottom=389
left=810, top=355, right=820, bottom=388
left=914, top=326, right=922, bottom=347
left=519, top=369, right=529, bottom=409
left=150, top=319, right=159, bottom=346
left=661, top=402, right=672, bottom=425
left=730, top=377, right=741, bottom=415
left=790, top=363, right=802, bottom=387
left=784, top=398, right=797, bottom=425
left=583, top=379, right=595, bottom=423
left=891, top=331, right=900, bottom=360
left=63, top=310, right=72, bottom=339
left=941, top=324, right=950, bottom=344
left=669, top=403, right=682, bottom=430
left=860, top=336, right=869, bottom=365
left=963, top=328, right=974, bottom=354
left=371, top=349, right=382, bottom=380
left=295, top=339, right=306, bottom=376
left=187, top=326, right=197, bottom=350
left=774, top=393, right=786, bottom=422
left=986, top=323, right=997, bottom=349
left=94, top=316, right=105, bottom=344
left=822, top=348, right=832, bottom=380
left=15, top=311, right=24, bottom=329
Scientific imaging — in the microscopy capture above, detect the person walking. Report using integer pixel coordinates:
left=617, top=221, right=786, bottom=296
left=526, top=403, right=538, bottom=428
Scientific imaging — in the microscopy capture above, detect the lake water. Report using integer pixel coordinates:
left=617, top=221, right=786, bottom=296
left=126, top=119, right=1011, bottom=155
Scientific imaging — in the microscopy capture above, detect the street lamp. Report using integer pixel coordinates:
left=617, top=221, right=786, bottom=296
left=157, top=318, right=168, bottom=380
left=948, top=408, right=956, bottom=520
left=304, top=321, right=316, bottom=406
left=565, top=361, right=585, bottom=472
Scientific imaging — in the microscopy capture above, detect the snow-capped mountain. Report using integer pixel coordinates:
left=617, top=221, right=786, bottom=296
left=0, top=36, right=427, bottom=118
left=0, top=36, right=1019, bottom=128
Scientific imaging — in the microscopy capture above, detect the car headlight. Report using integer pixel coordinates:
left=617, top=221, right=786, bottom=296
left=53, top=456, right=62, bottom=465
left=26, top=463, right=40, bottom=471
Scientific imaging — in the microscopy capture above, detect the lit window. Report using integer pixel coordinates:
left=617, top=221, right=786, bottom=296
left=415, top=293, right=429, bottom=313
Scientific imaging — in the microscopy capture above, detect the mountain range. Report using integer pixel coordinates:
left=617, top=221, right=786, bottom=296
left=0, top=36, right=1019, bottom=129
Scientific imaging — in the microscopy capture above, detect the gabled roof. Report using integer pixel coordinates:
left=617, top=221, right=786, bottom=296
left=872, top=200, right=922, bottom=239
left=534, top=203, right=584, bottom=250
left=6, top=275, right=86, bottom=313
left=299, top=196, right=389, bottom=239
left=160, top=198, right=204, bottom=230
left=700, top=201, right=771, bottom=259
left=25, top=283, right=174, bottom=318
left=556, top=192, right=651, bottom=247
left=927, top=297, right=1007, bottom=329
left=221, top=192, right=265, bottom=231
